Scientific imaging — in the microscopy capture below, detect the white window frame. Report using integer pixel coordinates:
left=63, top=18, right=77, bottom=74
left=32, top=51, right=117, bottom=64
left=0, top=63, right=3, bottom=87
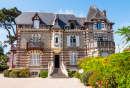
left=34, top=20, right=39, bottom=29
left=30, top=53, right=40, bottom=66
left=32, top=36, right=39, bottom=42
left=70, top=53, right=77, bottom=65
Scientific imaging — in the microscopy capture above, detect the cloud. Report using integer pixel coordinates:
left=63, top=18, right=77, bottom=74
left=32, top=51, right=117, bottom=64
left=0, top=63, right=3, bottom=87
left=58, top=9, right=85, bottom=17
left=0, top=30, right=7, bottom=34
left=120, top=23, right=130, bottom=27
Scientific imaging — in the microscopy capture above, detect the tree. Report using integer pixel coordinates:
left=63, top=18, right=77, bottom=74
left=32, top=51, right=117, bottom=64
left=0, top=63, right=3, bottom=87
left=0, top=7, right=21, bottom=44
left=0, top=46, right=4, bottom=56
left=115, top=26, right=130, bottom=44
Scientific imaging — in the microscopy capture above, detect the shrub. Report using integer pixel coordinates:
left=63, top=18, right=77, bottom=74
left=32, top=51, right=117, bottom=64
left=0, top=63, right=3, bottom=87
left=39, top=70, right=48, bottom=78
left=68, top=71, right=72, bottom=77
left=9, top=72, right=19, bottom=78
left=0, top=65, right=9, bottom=71
left=19, top=68, right=31, bottom=77
left=74, top=71, right=80, bottom=78
left=80, top=71, right=93, bottom=86
left=3, top=70, right=12, bottom=77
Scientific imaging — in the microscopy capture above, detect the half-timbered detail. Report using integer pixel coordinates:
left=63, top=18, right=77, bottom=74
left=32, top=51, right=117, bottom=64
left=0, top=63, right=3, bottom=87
left=9, top=6, right=115, bottom=77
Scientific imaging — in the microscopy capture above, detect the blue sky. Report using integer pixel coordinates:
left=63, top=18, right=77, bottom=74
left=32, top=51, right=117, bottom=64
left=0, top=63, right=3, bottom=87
left=0, top=0, right=130, bottom=53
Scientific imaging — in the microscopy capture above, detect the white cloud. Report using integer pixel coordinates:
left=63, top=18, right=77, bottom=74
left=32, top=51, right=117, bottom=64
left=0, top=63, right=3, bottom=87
left=120, top=23, right=130, bottom=27
left=58, top=9, right=85, bottom=17
left=0, top=30, right=7, bottom=34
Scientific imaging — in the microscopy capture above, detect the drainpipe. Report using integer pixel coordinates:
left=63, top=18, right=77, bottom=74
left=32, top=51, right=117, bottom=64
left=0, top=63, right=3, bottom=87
left=85, top=32, right=87, bottom=56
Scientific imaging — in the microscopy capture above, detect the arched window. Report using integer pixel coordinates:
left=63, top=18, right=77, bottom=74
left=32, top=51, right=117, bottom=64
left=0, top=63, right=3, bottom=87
left=70, top=22, right=75, bottom=29
left=30, top=53, right=40, bottom=66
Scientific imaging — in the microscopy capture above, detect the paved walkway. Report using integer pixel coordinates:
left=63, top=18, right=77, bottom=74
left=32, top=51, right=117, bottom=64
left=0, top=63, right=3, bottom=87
left=0, top=72, right=92, bottom=88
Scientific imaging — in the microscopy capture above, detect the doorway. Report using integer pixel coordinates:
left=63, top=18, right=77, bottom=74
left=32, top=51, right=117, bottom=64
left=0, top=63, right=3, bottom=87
left=55, top=55, right=59, bottom=68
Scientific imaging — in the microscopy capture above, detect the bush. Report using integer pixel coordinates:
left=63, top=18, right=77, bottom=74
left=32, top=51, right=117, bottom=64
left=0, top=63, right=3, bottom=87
left=80, top=71, right=93, bottom=86
left=74, top=71, right=81, bottom=78
left=19, top=68, right=31, bottom=77
left=9, top=72, right=19, bottom=78
left=0, top=65, right=9, bottom=71
left=39, top=70, right=48, bottom=78
left=68, top=71, right=72, bottom=77
left=3, top=70, right=12, bottom=77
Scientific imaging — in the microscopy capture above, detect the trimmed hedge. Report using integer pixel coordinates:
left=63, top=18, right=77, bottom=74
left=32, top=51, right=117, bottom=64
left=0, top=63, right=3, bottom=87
left=9, top=72, right=19, bottom=78
left=74, top=71, right=81, bottom=78
left=3, top=70, right=12, bottom=77
left=39, top=71, right=48, bottom=78
left=80, top=71, right=93, bottom=86
left=68, top=71, right=72, bottom=77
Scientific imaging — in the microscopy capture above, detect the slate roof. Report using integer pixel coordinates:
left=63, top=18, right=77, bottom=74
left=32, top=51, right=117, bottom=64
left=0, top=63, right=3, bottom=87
left=85, top=6, right=114, bottom=24
left=15, top=6, right=114, bottom=27
left=15, top=12, right=55, bottom=25
left=51, top=25, right=63, bottom=29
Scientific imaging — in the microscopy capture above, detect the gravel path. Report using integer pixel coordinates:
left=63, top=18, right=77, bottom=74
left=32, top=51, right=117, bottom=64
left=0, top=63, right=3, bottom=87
left=0, top=72, right=92, bottom=88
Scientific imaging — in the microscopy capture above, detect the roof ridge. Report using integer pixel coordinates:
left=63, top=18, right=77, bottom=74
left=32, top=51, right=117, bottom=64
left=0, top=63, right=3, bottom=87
left=24, top=11, right=54, bottom=13
left=55, top=13, right=74, bottom=15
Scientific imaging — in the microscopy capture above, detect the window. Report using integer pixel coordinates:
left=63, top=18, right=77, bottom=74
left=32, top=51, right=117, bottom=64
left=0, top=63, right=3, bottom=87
left=71, top=53, right=77, bottom=65
left=97, top=37, right=103, bottom=41
left=34, top=20, right=39, bottom=29
left=70, top=23, right=75, bottom=29
left=70, top=37, right=76, bottom=46
left=30, top=53, right=40, bottom=66
left=56, top=37, right=58, bottom=43
left=101, top=52, right=109, bottom=57
left=33, top=36, right=39, bottom=42
left=55, top=22, right=58, bottom=25
left=97, top=23, right=101, bottom=30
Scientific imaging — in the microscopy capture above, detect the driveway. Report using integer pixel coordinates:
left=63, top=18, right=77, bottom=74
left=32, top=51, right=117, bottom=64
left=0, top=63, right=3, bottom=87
left=0, top=72, right=92, bottom=88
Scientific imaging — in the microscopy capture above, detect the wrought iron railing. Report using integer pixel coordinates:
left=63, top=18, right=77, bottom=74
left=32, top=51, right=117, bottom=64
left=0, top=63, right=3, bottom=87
left=27, top=42, right=43, bottom=50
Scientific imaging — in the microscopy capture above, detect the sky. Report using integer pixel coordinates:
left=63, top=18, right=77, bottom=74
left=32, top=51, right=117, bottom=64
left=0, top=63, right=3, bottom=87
left=0, top=0, right=130, bottom=54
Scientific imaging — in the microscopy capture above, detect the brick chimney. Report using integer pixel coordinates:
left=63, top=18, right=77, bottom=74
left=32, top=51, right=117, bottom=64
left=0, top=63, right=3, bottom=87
left=102, top=10, right=106, bottom=17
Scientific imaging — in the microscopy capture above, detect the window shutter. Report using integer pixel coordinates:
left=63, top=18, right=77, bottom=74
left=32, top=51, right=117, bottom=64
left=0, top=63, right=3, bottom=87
left=76, top=36, right=80, bottom=46
left=71, top=54, right=73, bottom=65
left=74, top=53, right=77, bottom=65
left=67, top=36, right=70, bottom=46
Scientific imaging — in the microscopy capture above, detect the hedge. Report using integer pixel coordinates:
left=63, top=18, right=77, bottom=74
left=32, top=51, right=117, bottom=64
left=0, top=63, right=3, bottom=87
left=9, top=72, right=19, bottom=78
left=0, top=65, right=9, bottom=71
left=39, top=71, right=48, bottom=78
left=3, top=70, right=12, bottom=77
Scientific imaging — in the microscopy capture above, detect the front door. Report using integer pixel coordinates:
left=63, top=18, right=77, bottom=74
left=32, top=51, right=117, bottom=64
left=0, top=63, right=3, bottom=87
left=55, top=55, right=59, bottom=68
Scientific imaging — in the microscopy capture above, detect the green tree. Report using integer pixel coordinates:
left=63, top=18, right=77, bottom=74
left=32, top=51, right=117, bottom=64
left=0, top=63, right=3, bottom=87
left=0, top=46, right=4, bottom=55
left=0, top=7, right=21, bottom=44
left=115, top=26, right=130, bottom=44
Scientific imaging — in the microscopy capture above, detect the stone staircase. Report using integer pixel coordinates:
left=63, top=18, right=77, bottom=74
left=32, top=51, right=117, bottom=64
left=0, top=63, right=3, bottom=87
left=50, top=68, right=68, bottom=78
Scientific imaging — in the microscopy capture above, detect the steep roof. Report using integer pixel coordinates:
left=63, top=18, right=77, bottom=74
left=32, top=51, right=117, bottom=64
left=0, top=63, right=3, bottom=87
left=85, top=6, right=113, bottom=23
left=15, top=12, right=55, bottom=25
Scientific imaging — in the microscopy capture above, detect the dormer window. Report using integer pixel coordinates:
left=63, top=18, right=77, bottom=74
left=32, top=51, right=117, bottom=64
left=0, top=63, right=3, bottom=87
left=70, top=22, right=75, bottom=29
left=34, top=20, right=39, bottom=29
left=97, top=23, right=101, bottom=30
left=55, top=21, right=58, bottom=25
left=32, top=13, right=41, bottom=29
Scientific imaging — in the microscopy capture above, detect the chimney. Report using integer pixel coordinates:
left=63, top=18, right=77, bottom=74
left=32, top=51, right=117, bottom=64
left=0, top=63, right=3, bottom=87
left=102, top=10, right=106, bottom=17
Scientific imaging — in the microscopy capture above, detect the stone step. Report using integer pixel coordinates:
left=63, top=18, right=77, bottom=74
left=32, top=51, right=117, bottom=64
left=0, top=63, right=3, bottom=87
left=50, top=68, right=68, bottom=78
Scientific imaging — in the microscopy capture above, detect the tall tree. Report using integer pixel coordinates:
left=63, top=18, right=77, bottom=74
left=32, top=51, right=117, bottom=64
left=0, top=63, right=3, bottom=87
left=0, top=7, right=21, bottom=44
left=115, top=26, right=130, bottom=44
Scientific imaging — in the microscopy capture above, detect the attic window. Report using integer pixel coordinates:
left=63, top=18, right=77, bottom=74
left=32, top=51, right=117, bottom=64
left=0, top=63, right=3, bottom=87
left=55, top=22, right=58, bottom=25
left=70, top=22, right=75, bottom=29
left=34, top=20, right=39, bottom=29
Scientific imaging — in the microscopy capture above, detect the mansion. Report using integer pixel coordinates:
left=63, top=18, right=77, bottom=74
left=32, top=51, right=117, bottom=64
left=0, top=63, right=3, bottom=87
left=10, top=6, right=115, bottom=77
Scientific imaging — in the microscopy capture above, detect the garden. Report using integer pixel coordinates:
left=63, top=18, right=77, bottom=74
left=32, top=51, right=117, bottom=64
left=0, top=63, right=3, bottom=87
left=71, top=50, right=130, bottom=88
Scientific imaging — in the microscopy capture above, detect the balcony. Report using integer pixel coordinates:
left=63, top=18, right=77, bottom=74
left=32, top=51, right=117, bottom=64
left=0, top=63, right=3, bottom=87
left=89, top=41, right=115, bottom=48
left=27, top=42, right=43, bottom=51
left=11, top=44, right=17, bottom=51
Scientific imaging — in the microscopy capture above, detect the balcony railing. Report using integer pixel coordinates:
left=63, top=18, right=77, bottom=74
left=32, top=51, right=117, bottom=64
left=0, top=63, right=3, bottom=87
left=27, top=42, right=43, bottom=50
left=89, top=41, right=115, bottom=48
left=11, top=44, right=17, bottom=51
